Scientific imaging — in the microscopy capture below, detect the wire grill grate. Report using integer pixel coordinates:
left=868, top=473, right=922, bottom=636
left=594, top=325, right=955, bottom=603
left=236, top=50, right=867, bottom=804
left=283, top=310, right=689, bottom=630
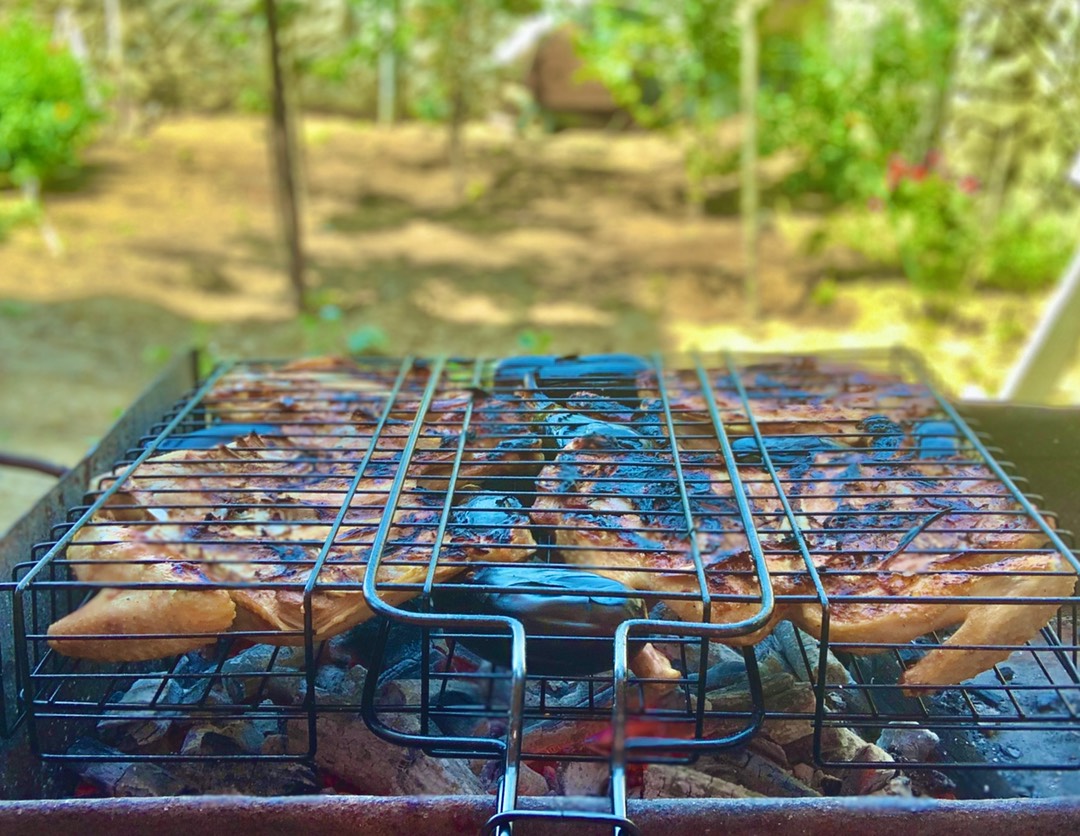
left=7, top=351, right=1079, bottom=832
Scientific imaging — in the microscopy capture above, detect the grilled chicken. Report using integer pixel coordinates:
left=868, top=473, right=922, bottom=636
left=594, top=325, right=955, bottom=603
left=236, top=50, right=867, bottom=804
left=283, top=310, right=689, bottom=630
left=640, top=358, right=941, bottom=444
left=533, top=406, right=1075, bottom=688
left=48, top=354, right=1076, bottom=690
left=48, top=424, right=537, bottom=661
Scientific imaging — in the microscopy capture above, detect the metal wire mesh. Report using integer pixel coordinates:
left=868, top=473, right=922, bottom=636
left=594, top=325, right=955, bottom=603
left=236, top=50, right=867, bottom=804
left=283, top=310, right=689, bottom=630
left=8, top=351, right=1080, bottom=831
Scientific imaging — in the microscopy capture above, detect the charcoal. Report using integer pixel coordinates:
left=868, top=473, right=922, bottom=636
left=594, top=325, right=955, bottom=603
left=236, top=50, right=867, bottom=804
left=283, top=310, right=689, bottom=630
left=171, top=651, right=216, bottom=684
left=679, top=640, right=748, bottom=691
left=173, top=761, right=319, bottom=796
left=477, top=760, right=548, bottom=796
left=67, top=738, right=194, bottom=797
left=773, top=621, right=850, bottom=686
left=817, top=772, right=843, bottom=796
left=822, top=727, right=894, bottom=765
left=345, top=617, right=426, bottom=672
left=375, top=655, right=424, bottom=686
left=792, top=763, right=815, bottom=785
left=748, top=736, right=789, bottom=768
left=764, top=718, right=815, bottom=747
left=96, top=677, right=187, bottom=749
left=877, top=725, right=943, bottom=763
left=72, top=733, right=318, bottom=796
left=261, top=734, right=290, bottom=755
left=537, top=678, right=595, bottom=709
left=700, top=749, right=819, bottom=798
left=840, top=751, right=897, bottom=796
left=286, top=712, right=484, bottom=795
left=239, top=656, right=366, bottom=708
left=220, top=644, right=307, bottom=703
left=908, top=769, right=957, bottom=798
left=642, top=765, right=763, bottom=799
left=873, top=775, right=915, bottom=798
left=314, top=664, right=347, bottom=693
left=1032, top=690, right=1065, bottom=712
left=180, top=710, right=279, bottom=757
left=518, top=763, right=552, bottom=797
left=559, top=761, right=610, bottom=796
left=707, top=671, right=800, bottom=712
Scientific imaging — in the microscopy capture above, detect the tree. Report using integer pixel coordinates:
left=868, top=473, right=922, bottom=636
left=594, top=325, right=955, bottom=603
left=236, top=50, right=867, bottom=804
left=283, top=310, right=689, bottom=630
left=0, top=14, right=99, bottom=186
left=411, top=0, right=540, bottom=203
left=757, top=0, right=960, bottom=204
left=0, top=13, right=100, bottom=254
left=575, top=0, right=741, bottom=214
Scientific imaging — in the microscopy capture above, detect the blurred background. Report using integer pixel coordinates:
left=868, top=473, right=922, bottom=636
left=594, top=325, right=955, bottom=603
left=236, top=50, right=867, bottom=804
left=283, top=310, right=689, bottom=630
left=1, top=0, right=1079, bottom=529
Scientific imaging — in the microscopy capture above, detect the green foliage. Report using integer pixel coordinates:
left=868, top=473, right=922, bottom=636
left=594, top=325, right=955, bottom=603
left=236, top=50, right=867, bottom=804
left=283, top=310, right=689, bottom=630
left=0, top=197, right=39, bottom=241
left=0, top=15, right=99, bottom=185
left=574, top=1, right=738, bottom=209
left=0, top=299, right=33, bottom=318
left=410, top=0, right=535, bottom=124
left=979, top=209, right=1077, bottom=292
left=576, top=0, right=739, bottom=128
left=759, top=0, right=959, bottom=204
left=886, top=173, right=977, bottom=295
left=810, top=276, right=838, bottom=309
left=516, top=328, right=553, bottom=354
left=346, top=324, right=389, bottom=355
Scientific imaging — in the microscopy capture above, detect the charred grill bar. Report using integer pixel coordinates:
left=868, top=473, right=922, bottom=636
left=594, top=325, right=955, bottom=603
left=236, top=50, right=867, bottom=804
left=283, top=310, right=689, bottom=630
left=1, top=351, right=1079, bottom=834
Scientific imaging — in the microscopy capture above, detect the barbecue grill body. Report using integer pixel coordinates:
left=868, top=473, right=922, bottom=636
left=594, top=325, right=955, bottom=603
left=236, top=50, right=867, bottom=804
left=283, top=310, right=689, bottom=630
left=1, top=351, right=1078, bottom=830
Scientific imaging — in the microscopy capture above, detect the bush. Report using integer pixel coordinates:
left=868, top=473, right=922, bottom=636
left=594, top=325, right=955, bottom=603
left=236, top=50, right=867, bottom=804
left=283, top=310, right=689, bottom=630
left=886, top=167, right=978, bottom=295
left=0, top=16, right=99, bottom=187
left=759, top=0, right=959, bottom=205
left=979, top=209, right=1076, bottom=292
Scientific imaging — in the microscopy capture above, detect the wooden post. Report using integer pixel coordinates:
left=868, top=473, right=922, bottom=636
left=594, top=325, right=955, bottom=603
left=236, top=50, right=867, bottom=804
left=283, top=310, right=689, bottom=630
left=264, top=0, right=307, bottom=311
left=739, top=0, right=763, bottom=321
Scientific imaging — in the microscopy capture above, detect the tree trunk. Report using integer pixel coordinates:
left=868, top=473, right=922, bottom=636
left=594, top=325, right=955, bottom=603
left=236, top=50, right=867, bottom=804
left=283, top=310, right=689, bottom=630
left=377, top=0, right=399, bottom=125
left=447, top=0, right=471, bottom=204
left=739, top=0, right=763, bottom=320
left=103, top=0, right=131, bottom=135
left=22, top=178, right=63, bottom=258
left=55, top=4, right=101, bottom=109
left=264, top=0, right=307, bottom=311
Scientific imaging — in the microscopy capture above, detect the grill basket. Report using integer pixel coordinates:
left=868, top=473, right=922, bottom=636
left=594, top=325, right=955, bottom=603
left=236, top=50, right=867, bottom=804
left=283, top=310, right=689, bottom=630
left=7, top=351, right=1079, bottom=834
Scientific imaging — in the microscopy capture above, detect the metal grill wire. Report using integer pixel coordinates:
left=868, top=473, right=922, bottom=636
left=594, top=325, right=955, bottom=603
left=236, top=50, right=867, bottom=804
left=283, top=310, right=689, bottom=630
left=7, top=352, right=1079, bottom=805
left=359, top=350, right=1079, bottom=815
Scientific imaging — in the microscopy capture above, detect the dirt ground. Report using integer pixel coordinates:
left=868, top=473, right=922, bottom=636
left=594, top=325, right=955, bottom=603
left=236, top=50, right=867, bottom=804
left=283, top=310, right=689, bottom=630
left=0, top=114, right=1071, bottom=531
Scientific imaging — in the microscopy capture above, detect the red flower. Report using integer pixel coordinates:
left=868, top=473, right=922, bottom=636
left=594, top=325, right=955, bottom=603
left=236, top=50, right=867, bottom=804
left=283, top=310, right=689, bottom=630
left=886, top=154, right=908, bottom=191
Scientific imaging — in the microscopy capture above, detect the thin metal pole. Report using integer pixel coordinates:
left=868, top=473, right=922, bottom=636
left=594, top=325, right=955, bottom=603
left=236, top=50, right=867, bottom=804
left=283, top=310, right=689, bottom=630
left=265, top=0, right=306, bottom=311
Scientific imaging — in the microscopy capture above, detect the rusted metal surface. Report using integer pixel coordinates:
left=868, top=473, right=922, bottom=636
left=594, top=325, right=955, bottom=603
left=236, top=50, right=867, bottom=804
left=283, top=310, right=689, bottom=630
left=1, top=795, right=1079, bottom=835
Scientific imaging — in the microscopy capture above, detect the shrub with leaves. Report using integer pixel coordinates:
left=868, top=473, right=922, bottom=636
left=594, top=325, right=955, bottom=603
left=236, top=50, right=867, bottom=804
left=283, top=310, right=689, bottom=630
left=980, top=208, right=1077, bottom=293
left=575, top=0, right=739, bottom=210
left=759, top=0, right=959, bottom=205
left=886, top=165, right=977, bottom=295
left=0, top=15, right=99, bottom=187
